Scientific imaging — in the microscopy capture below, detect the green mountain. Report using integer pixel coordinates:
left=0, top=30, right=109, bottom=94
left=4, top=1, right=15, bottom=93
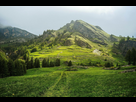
left=25, top=20, right=125, bottom=66
left=0, top=26, right=37, bottom=44
left=38, top=20, right=119, bottom=48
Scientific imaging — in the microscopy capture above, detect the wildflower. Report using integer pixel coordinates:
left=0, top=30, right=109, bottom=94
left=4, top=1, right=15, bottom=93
left=12, top=93, right=14, bottom=95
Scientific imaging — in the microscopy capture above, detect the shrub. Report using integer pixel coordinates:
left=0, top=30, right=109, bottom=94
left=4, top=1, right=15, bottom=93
left=105, top=62, right=111, bottom=67
left=104, top=58, right=107, bottom=61
left=68, top=60, right=72, bottom=66
left=88, top=61, right=91, bottom=66
left=118, top=65, right=121, bottom=69
left=31, top=48, right=37, bottom=53
left=65, top=67, right=78, bottom=71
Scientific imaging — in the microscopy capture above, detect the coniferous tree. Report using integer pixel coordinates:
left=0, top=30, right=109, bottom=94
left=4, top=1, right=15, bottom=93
left=42, top=58, right=46, bottom=67
left=8, top=59, right=15, bottom=76
left=0, top=59, right=9, bottom=78
left=14, top=60, right=26, bottom=76
left=34, top=58, right=37, bottom=68
left=89, top=61, right=91, bottom=66
left=14, top=60, right=20, bottom=76
left=50, top=61, right=54, bottom=67
left=127, top=36, right=130, bottom=41
left=20, top=61, right=26, bottom=75
left=125, top=49, right=132, bottom=65
left=34, top=58, right=40, bottom=68
left=131, top=47, right=136, bottom=65
left=19, top=63, right=24, bottom=75
left=37, top=58, right=40, bottom=68
left=105, top=62, right=111, bottom=67
left=26, top=56, right=29, bottom=69
left=30, top=57, right=34, bottom=68
left=68, top=60, right=72, bottom=66
left=46, top=58, right=49, bottom=67
left=58, top=59, right=60, bottom=66
left=23, top=63, right=26, bottom=74
left=55, top=58, right=60, bottom=66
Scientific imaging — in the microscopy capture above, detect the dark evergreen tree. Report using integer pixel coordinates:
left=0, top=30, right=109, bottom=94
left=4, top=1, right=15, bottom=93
left=26, top=56, right=29, bottom=69
left=131, top=47, right=136, bottom=65
left=125, top=49, right=132, bottom=65
left=42, top=58, right=46, bottom=67
left=0, top=59, right=9, bottom=78
left=37, top=58, right=40, bottom=68
left=127, top=36, right=130, bottom=41
left=34, top=58, right=40, bottom=68
left=50, top=61, right=54, bottom=67
left=20, top=64, right=24, bottom=75
left=116, top=63, right=118, bottom=67
left=23, top=63, right=26, bottom=74
left=110, top=62, right=114, bottom=67
left=23, top=54, right=27, bottom=60
left=105, top=62, right=111, bottom=67
left=34, top=58, right=37, bottom=68
left=46, top=58, right=49, bottom=67
left=8, top=59, right=15, bottom=76
left=20, top=61, right=27, bottom=75
left=14, top=60, right=26, bottom=76
left=30, top=57, right=34, bottom=68
left=14, top=60, right=19, bottom=76
left=89, top=61, right=91, bottom=66
left=55, top=58, right=60, bottom=66
left=68, top=60, right=72, bottom=66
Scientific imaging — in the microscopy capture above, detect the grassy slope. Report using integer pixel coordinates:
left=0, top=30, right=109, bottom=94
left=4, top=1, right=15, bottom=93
left=28, top=44, right=126, bottom=66
left=1, top=66, right=136, bottom=97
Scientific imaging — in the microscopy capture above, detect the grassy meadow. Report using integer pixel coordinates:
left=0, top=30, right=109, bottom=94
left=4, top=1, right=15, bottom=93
left=28, top=45, right=126, bottom=66
left=1, top=65, right=136, bottom=97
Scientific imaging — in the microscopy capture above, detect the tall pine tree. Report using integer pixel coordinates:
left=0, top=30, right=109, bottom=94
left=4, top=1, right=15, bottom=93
left=34, top=58, right=40, bottom=68
left=46, top=58, right=49, bottom=67
left=55, top=58, right=60, bottom=66
left=0, top=59, right=9, bottom=78
left=125, top=49, right=132, bottom=65
left=131, top=47, right=136, bottom=65
left=8, top=59, right=15, bottom=76
left=42, top=58, right=46, bottom=67
left=30, top=57, right=34, bottom=68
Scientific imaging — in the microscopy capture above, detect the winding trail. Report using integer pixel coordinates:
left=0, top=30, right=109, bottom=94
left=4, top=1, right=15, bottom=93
left=41, top=71, right=69, bottom=97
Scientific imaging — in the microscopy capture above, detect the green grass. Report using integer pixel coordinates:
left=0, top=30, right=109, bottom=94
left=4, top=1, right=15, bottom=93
left=1, top=65, right=136, bottom=97
left=28, top=45, right=124, bottom=66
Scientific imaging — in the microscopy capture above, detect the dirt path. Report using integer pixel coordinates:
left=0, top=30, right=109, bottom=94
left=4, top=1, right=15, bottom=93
left=41, top=71, right=69, bottom=97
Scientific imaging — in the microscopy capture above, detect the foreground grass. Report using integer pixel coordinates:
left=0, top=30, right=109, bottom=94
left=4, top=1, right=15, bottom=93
left=0, top=66, right=136, bottom=97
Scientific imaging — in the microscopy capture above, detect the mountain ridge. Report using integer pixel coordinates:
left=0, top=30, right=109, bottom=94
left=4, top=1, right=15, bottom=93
left=0, top=26, right=37, bottom=43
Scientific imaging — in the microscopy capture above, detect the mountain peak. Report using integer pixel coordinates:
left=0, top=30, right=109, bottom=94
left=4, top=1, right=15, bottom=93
left=70, top=20, right=75, bottom=23
left=57, top=20, right=111, bottom=45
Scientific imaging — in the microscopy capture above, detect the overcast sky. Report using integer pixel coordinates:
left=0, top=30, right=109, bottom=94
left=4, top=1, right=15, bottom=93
left=0, top=6, right=136, bottom=37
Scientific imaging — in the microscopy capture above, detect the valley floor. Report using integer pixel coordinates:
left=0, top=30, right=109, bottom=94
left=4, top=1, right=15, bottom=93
left=0, top=66, right=136, bottom=97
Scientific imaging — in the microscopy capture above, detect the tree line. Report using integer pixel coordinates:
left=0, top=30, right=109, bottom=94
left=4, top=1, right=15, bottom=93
left=0, top=54, right=61, bottom=78
left=42, top=58, right=60, bottom=67
left=0, top=56, right=26, bottom=78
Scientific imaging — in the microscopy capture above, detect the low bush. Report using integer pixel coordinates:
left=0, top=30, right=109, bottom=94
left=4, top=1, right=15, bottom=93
left=65, top=67, right=78, bottom=71
left=31, top=48, right=37, bottom=53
